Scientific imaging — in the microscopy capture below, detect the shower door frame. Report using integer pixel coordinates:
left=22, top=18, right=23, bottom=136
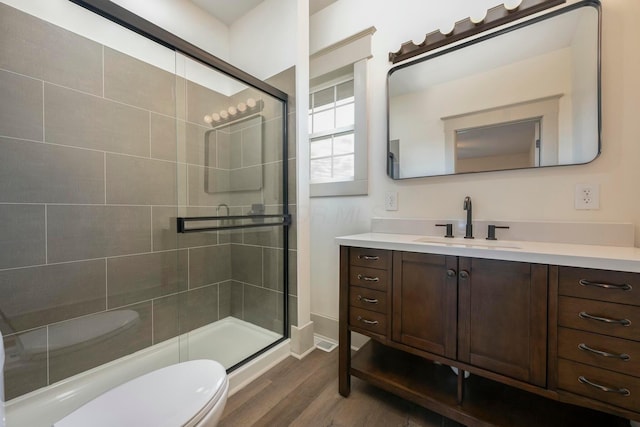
left=68, top=0, right=291, bottom=369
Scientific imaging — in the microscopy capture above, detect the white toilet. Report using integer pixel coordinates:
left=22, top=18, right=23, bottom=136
left=53, top=359, right=228, bottom=427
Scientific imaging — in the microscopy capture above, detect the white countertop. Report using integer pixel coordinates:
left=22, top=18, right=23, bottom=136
left=336, top=232, right=640, bottom=273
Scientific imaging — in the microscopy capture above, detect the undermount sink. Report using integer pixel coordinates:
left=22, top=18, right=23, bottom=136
left=413, top=236, right=521, bottom=250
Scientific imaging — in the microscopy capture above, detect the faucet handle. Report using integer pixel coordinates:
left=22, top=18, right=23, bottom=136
left=436, top=223, right=454, bottom=238
left=486, top=225, right=509, bottom=240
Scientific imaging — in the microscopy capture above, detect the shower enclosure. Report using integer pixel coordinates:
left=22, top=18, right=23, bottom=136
left=0, top=0, right=293, bottom=406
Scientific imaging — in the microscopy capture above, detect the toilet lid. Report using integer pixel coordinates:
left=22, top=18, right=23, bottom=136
left=53, top=359, right=227, bottom=427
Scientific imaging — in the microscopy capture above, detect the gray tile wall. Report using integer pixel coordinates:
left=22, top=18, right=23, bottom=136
left=0, top=4, right=297, bottom=400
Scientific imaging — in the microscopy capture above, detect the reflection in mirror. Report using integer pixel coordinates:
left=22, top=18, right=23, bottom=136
left=387, top=1, right=600, bottom=179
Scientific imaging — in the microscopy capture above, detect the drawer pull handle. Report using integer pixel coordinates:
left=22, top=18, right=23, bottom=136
left=357, top=316, right=379, bottom=325
left=357, top=274, right=380, bottom=282
left=357, top=255, right=380, bottom=261
left=578, top=343, right=631, bottom=361
left=578, top=376, right=631, bottom=396
left=578, top=311, right=631, bottom=327
left=579, top=279, right=632, bottom=291
left=357, top=295, right=379, bottom=304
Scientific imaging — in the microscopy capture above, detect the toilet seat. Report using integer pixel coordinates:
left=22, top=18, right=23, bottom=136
left=54, top=359, right=227, bottom=427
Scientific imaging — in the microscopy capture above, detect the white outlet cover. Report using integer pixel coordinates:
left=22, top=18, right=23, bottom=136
left=574, top=184, right=600, bottom=210
left=385, top=191, right=398, bottom=211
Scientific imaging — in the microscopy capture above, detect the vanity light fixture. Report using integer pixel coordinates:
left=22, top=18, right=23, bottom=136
left=439, top=21, right=455, bottom=36
left=470, top=6, right=488, bottom=24
left=202, top=98, right=264, bottom=127
left=389, top=0, right=565, bottom=64
left=504, top=0, right=524, bottom=11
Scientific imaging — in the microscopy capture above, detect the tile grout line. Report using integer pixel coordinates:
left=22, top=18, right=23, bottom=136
left=104, top=153, right=107, bottom=205
left=46, top=325, right=50, bottom=386
left=44, top=204, right=48, bottom=264
left=41, top=81, right=45, bottom=142
left=105, top=258, right=108, bottom=311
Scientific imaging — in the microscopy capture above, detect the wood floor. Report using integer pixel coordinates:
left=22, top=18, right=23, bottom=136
left=219, top=347, right=463, bottom=427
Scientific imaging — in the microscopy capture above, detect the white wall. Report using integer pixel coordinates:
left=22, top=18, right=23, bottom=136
left=308, top=0, right=640, bottom=325
left=229, top=0, right=298, bottom=80
left=110, top=0, right=230, bottom=60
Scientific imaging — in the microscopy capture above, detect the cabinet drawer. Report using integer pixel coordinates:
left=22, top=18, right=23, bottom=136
left=349, top=266, right=389, bottom=291
left=558, top=328, right=640, bottom=378
left=558, top=359, right=640, bottom=412
left=559, top=266, right=640, bottom=306
left=349, top=248, right=391, bottom=269
left=349, top=286, right=387, bottom=314
left=558, top=296, right=639, bottom=341
left=349, top=307, right=387, bottom=336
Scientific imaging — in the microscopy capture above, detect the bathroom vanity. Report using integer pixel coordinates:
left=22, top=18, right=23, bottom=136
left=337, top=225, right=640, bottom=426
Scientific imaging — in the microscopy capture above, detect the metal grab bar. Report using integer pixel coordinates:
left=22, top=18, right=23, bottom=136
left=177, top=214, right=291, bottom=233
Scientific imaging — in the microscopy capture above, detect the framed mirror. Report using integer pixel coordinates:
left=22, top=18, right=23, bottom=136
left=387, top=0, right=600, bottom=179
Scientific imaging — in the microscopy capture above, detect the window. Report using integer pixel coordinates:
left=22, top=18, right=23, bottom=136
left=309, top=78, right=355, bottom=184
left=309, top=27, right=375, bottom=197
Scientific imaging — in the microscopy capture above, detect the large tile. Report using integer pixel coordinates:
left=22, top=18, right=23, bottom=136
left=230, top=166, right=263, bottom=192
left=3, top=328, right=48, bottom=399
left=150, top=113, right=178, bottom=162
left=188, top=164, right=230, bottom=206
left=263, top=117, right=285, bottom=164
left=219, top=280, right=243, bottom=319
left=107, top=250, right=188, bottom=308
left=263, top=248, right=283, bottom=292
left=231, top=245, right=262, bottom=286
left=0, top=204, right=45, bottom=269
left=152, top=206, right=221, bottom=251
left=265, top=66, right=296, bottom=111
left=0, top=70, right=43, bottom=141
left=214, top=128, right=231, bottom=169
left=44, top=84, right=149, bottom=156
left=186, top=80, right=232, bottom=126
left=189, top=244, right=231, bottom=288
left=288, top=249, right=298, bottom=296
left=47, top=205, right=151, bottom=263
left=0, top=137, right=104, bottom=204
left=153, top=285, right=219, bottom=342
left=185, top=121, right=211, bottom=167
left=263, top=161, right=284, bottom=205
left=106, top=154, right=177, bottom=206
left=241, top=121, right=263, bottom=167
left=243, top=284, right=279, bottom=333
left=0, top=260, right=106, bottom=334
left=48, top=302, right=153, bottom=383
left=288, top=158, right=297, bottom=205
left=104, top=47, right=175, bottom=116
left=0, top=3, right=103, bottom=95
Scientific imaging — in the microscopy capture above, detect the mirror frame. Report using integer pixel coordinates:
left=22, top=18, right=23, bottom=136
left=387, top=0, right=601, bottom=179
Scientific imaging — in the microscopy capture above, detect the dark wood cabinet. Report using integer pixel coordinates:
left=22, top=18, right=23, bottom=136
left=339, top=245, right=636, bottom=426
left=457, top=258, right=548, bottom=386
left=392, top=252, right=457, bottom=358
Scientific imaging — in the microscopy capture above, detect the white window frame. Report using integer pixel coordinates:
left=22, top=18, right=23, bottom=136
left=309, top=74, right=356, bottom=184
left=309, top=27, right=375, bottom=197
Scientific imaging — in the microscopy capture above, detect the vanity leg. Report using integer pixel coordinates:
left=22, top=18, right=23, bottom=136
left=339, top=246, right=351, bottom=397
left=457, top=370, right=465, bottom=405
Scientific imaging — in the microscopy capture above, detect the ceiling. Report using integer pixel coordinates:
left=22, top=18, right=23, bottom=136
left=190, top=0, right=337, bottom=25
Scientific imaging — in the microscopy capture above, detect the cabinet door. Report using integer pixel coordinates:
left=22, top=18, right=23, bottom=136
left=458, top=258, right=548, bottom=386
left=392, top=252, right=457, bottom=358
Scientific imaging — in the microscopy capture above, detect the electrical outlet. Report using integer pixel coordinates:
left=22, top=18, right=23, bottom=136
left=385, top=191, right=398, bottom=211
left=575, top=184, right=600, bottom=210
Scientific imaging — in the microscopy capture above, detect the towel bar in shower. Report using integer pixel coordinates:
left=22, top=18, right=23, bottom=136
left=177, top=214, right=291, bottom=233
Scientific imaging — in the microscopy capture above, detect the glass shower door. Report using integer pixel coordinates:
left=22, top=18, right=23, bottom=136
left=175, top=53, right=289, bottom=370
